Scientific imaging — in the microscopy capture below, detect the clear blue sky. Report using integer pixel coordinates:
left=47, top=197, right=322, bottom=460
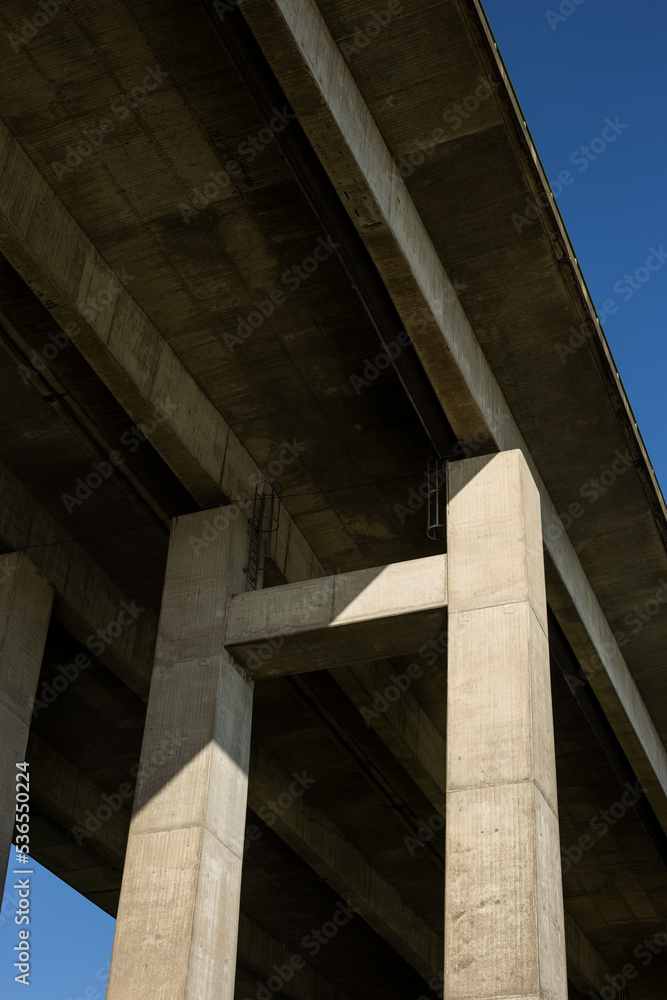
left=483, top=0, right=667, bottom=496
left=1, top=4, right=665, bottom=995
left=1, top=852, right=114, bottom=997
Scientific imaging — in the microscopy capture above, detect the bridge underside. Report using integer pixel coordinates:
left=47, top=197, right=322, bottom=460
left=1, top=1, right=667, bottom=998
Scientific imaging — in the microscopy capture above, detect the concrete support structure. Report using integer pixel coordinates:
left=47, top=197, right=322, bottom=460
left=0, top=552, right=53, bottom=885
left=0, top=460, right=157, bottom=698
left=106, top=511, right=253, bottom=1000
left=248, top=739, right=442, bottom=981
left=240, top=0, right=667, bottom=834
left=445, top=451, right=567, bottom=1000
left=225, top=554, right=447, bottom=677
left=2, top=1, right=666, bottom=994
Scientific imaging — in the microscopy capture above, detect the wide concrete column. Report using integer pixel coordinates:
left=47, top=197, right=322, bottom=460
left=445, top=450, right=567, bottom=1000
left=0, top=552, right=53, bottom=885
left=107, top=510, right=253, bottom=1000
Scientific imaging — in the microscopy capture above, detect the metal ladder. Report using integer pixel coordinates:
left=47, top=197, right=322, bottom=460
left=245, top=480, right=282, bottom=591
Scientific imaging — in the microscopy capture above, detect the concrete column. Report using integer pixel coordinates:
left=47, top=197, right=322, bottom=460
left=0, top=552, right=53, bottom=887
left=107, top=510, right=253, bottom=1000
left=444, top=450, right=567, bottom=1000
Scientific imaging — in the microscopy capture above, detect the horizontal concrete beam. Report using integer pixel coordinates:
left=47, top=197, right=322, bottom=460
left=0, top=460, right=156, bottom=699
left=238, top=913, right=355, bottom=1000
left=249, top=740, right=441, bottom=981
left=225, top=555, right=447, bottom=677
left=0, top=114, right=323, bottom=587
left=28, top=731, right=131, bottom=870
left=239, top=0, right=667, bottom=830
left=565, top=912, right=614, bottom=998
left=334, top=660, right=446, bottom=805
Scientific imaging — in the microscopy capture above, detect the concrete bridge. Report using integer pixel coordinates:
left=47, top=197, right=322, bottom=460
left=0, top=1, right=666, bottom=998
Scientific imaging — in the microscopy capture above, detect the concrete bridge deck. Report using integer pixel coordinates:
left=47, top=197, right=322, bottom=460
left=0, top=1, right=666, bottom=998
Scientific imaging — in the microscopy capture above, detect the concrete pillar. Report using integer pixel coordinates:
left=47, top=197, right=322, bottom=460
left=444, top=450, right=567, bottom=1000
left=0, top=552, right=53, bottom=886
left=107, top=510, right=253, bottom=1000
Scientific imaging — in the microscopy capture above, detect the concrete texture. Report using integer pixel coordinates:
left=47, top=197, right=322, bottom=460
left=0, top=0, right=665, bottom=996
left=248, top=739, right=441, bottom=980
left=106, top=511, right=253, bottom=1000
left=0, top=552, right=53, bottom=886
left=445, top=451, right=567, bottom=1000
left=225, top=554, right=446, bottom=677
left=241, top=0, right=667, bottom=835
left=0, top=459, right=157, bottom=698
left=0, top=115, right=325, bottom=590
left=28, top=722, right=610, bottom=998
left=565, top=912, right=614, bottom=998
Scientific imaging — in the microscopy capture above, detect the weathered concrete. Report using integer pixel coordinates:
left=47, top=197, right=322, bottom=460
left=565, top=912, right=614, bottom=998
left=0, top=552, right=53, bottom=886
left=0, top=114, right=324, bottom=588
left=249, top=740, right=441, bottom=981
left=27, top=735, right=355, bottom=999
left=334, top=660, right=446, bottom=805
left=0, top=460, right=157, bottom=699
left=29, top=724, right=598, bottom=996
left=240, top=0, right=667, bottom=834
left=0, top=1, right=665, bottom=995
left=445, top=451, right=567, bottom=1000
left=225, top=554, right=447, bottom=677
left=106, top=511, right=253, bottom=1000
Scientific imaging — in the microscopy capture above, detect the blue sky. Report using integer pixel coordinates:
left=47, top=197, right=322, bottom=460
left=1, top=4, right=665, bottom=995
left=1, top=851, right=114, bottom=997
left=483, top=0, right=667, bottom=496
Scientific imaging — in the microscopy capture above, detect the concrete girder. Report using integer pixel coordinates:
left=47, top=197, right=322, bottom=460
left=237, top=912, right=356, bottom=1000
left=333, top=660, right=446, bottom=807
left=224, top=554, right=447, bottom=678
left=226, top=551, right=448, bottom=807
left=237, top=0, right=667, bottom=832
left=31, top=673, right=442, bottom=985
left=27, top=730, right=131, bottom=872
left=248, top=739, right=442, bottom=982
left=0, top=460, right=156, bottom=699
left=0, top=116, right=324, bottom=588
left=565, top=912, right=615, bottom=999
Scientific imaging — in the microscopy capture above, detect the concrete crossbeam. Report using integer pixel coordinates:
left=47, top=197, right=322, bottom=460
left=0, top=553, right=53, bottom=887
left=225, top=554, right=447, bottom=678
left=445, top=451, right=567, bottom=1000
left=106, top=511, right=254, bottom=1000
left=0, top=460, right=157, bottom=699
left=239, top=0, right=667, bottom=832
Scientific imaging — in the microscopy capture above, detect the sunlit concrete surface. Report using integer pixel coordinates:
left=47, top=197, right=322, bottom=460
left=1, top=1, right=666, bottom=998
